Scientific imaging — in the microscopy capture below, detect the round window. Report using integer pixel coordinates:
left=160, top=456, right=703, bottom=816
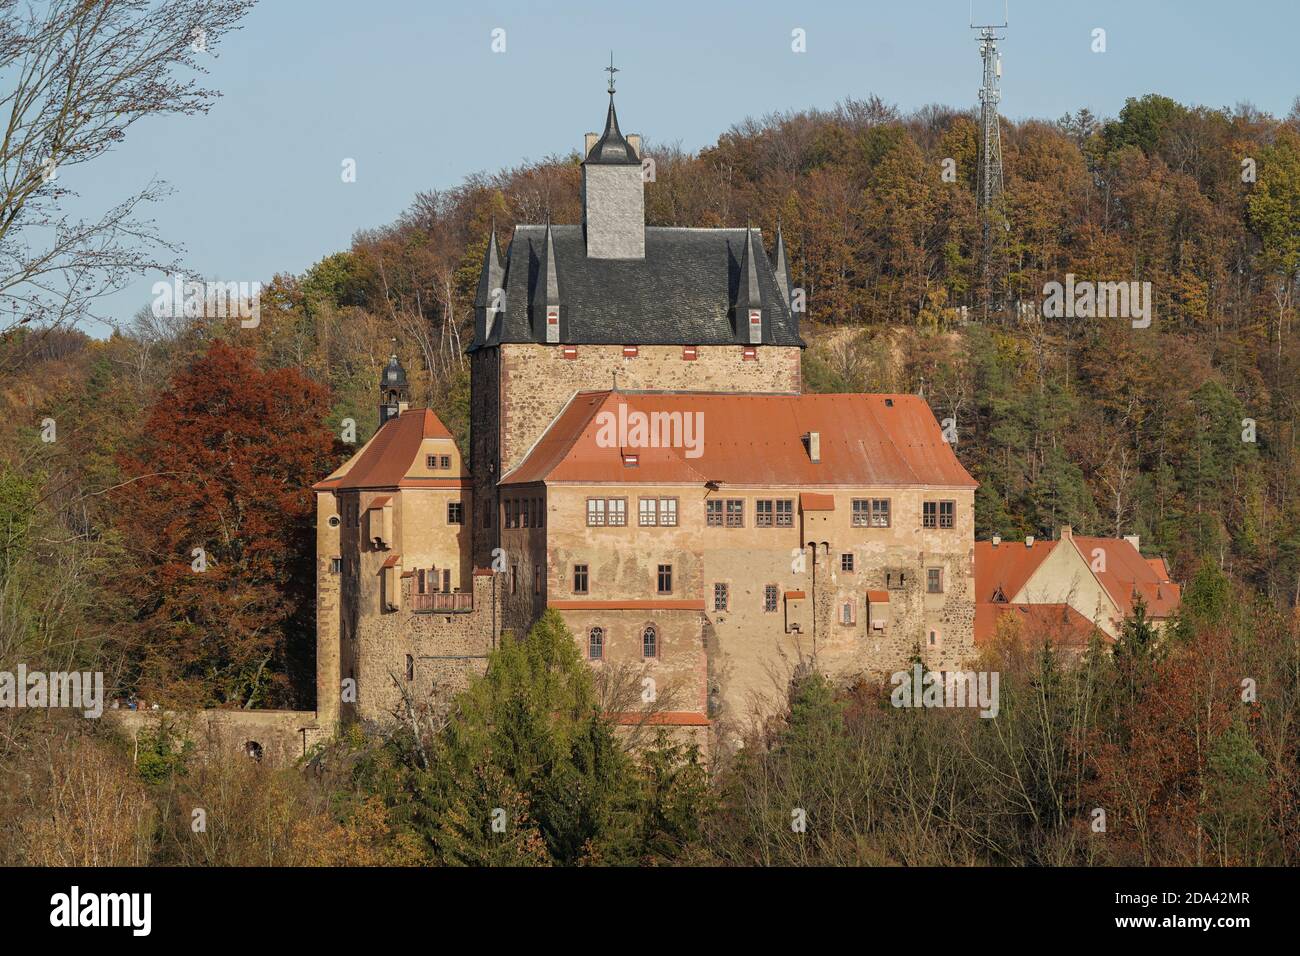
left=327, top=515, right=341, bottom=528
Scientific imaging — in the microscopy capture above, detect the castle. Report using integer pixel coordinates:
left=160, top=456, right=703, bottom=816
left=310, top=81, right=982, bottom=753
left=308, top=79, right=1181, bottom=756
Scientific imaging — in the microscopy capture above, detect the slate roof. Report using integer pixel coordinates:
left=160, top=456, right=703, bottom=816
left=584, top=95, right=639, bottom=165
left=469, top=225, right=803, bottom=350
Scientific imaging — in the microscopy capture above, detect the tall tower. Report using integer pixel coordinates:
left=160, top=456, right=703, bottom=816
left=972, top=4, right=1008, bottom=315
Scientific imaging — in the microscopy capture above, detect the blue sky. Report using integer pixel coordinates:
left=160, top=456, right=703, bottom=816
left=65, top=0, right=1300, bottom=335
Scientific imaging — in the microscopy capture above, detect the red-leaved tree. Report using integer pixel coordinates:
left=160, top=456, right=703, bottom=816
left=115, top=341, right=344, bottom=708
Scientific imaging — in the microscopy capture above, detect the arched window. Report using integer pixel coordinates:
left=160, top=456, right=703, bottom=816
left=244, top=741, right=263, bottom=761
left=642, top=625, right=657, bottom=659
left=588, top=627, right=604, bottom=661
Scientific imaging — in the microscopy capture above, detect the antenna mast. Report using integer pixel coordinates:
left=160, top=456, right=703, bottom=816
left=971, top=2, right=1008, bottom=316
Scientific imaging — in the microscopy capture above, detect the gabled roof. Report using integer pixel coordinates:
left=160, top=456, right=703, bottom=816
left=502, top=390, right=978, bottom=489
left=975, top=602, right=1103, bottom=648
left=974, top=539, right=1057, bottom=603
left=470, top=225, right=802, bottom=350
left=1071, top=535, right=1181, bottom=619
left=314, top=408, right=460, bottom=492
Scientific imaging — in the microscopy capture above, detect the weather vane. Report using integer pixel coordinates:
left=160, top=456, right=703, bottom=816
left=605, top=51, right=618, bottom=94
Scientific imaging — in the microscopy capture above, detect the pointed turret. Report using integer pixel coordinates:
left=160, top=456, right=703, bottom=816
left=736, top=226, right=764, bottom=344
left=473, top=223, right=505, bottom=343
left=378, top=351, right=409, bottom=425
left=773, top=220, right=792, bottom=306
left=541, top=217, right=561, bottom=343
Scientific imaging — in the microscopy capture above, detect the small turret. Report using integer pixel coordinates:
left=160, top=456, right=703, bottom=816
left=379, top=352, right=409, bottom=425
left=735, top=226, right=764, bottom=344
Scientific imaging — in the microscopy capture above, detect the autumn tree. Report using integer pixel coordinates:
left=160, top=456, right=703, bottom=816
left=114, top=340, right=343, bottom=708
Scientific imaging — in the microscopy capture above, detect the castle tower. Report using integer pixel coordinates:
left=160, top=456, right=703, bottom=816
left=581, top=57, right=645, bottom=260
left=466, top=63, right=805, bottom=569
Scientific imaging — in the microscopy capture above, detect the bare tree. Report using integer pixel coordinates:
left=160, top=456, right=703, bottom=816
left=0, top=0, right=255, bottom=345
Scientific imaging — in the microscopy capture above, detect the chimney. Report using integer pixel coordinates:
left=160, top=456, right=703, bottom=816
left=1025, top=535, right=1035, bottom=548
left=1124, top=534, right=1140, bottom=553
left=805, top=431, right=821, bottom=463
left=991, top=534, right=1001, bottom=547
left=1059, top=525, right=1072, bottom=540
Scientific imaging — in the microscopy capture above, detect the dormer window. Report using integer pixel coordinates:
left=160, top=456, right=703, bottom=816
left=748, top=308, right=762, bottom=344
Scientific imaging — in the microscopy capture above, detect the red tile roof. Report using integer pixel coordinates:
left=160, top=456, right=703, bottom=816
left=800, top=492, right=835, bottom=510
left=610, top=712, right=710, bottom=727
left=975, top=602, right=1103, bottom=648
left=866, top=590, right=890, bottom=603
left=503, top=391, right=977, bottom=489
left=974, top=539, right=1057, bottom=603
left=1071, top=536, right=1181, bottom=619
left=314, top=408, right=458, bottom=491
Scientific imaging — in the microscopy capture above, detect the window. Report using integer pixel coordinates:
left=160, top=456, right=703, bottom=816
left=853, top=498, right=891, bottom=527
left=924, top=500, right=956, bottom=529
left=659, top=498, right=677, bottom=526
left=329, top=557, right=342, bottom=574
left=641, top=497, right=676, bottom=526
left=573, top=564, right=589, bottom=594
left=587, top=498, right=606, bottom=526
left=521, top=499, right=530, bottom=528
left=887, top=571, right=906, bottom=590
left=713, top=583, right=729, bottom=612
left=682, top=346, right=697, bottom=361
left=483, top=506, right=492, bottom=529
left=706, top=500, right=723, bottom=526
left=447, top=502, right=464, bottom=525
left=841, top=553, right=855, bottom=572
left=607, top=498, right=627, bottom=526
left=642, top=626, right=657, bottom=659
left=928, top=629, right=939, bottom=646
left=764, top=585, right=778, bottom=613
left=657, top=564, right=673, bottom=594
left=511, top=565, right=518, bottom=594
left=533, top=566, right=541, bottom=595
left=725, top=499, right=744, bottom=528
left=537, top=499, right=544, bottom=527
left=505, top=500, right=516, bottom=528
left=927, top=568, right=943, bottom=594
left=742, top=346, right=757, bottom=361
left=405, top=654, right=414, bottom=682
left=756, top=499, right=774, bottom=527
left=589, top=627, right=604, bottom=660
left=427, top=454, right=451, bottom=469
left=776, top=499, right=794, bottom=527
left=623, top=345, right=639, bottom=358
left=623, top=453, right=639, bottom=467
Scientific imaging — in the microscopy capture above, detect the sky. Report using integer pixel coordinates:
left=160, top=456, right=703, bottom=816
left=60, top=0, right=1300, bottom=336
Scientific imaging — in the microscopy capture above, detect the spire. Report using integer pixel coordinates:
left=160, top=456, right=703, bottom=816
left=541, top=217, right=560, bottom=343
left=584, top=55, right=638, bottom=166
left=773, top=219, right=792, bottom=306
left=736, top=226, right=764, bottom=345
left=473, top=221, right=506, bottom=345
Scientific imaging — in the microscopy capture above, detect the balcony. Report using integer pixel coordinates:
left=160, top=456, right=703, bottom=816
left=410, top=591, right=473, bottom=614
